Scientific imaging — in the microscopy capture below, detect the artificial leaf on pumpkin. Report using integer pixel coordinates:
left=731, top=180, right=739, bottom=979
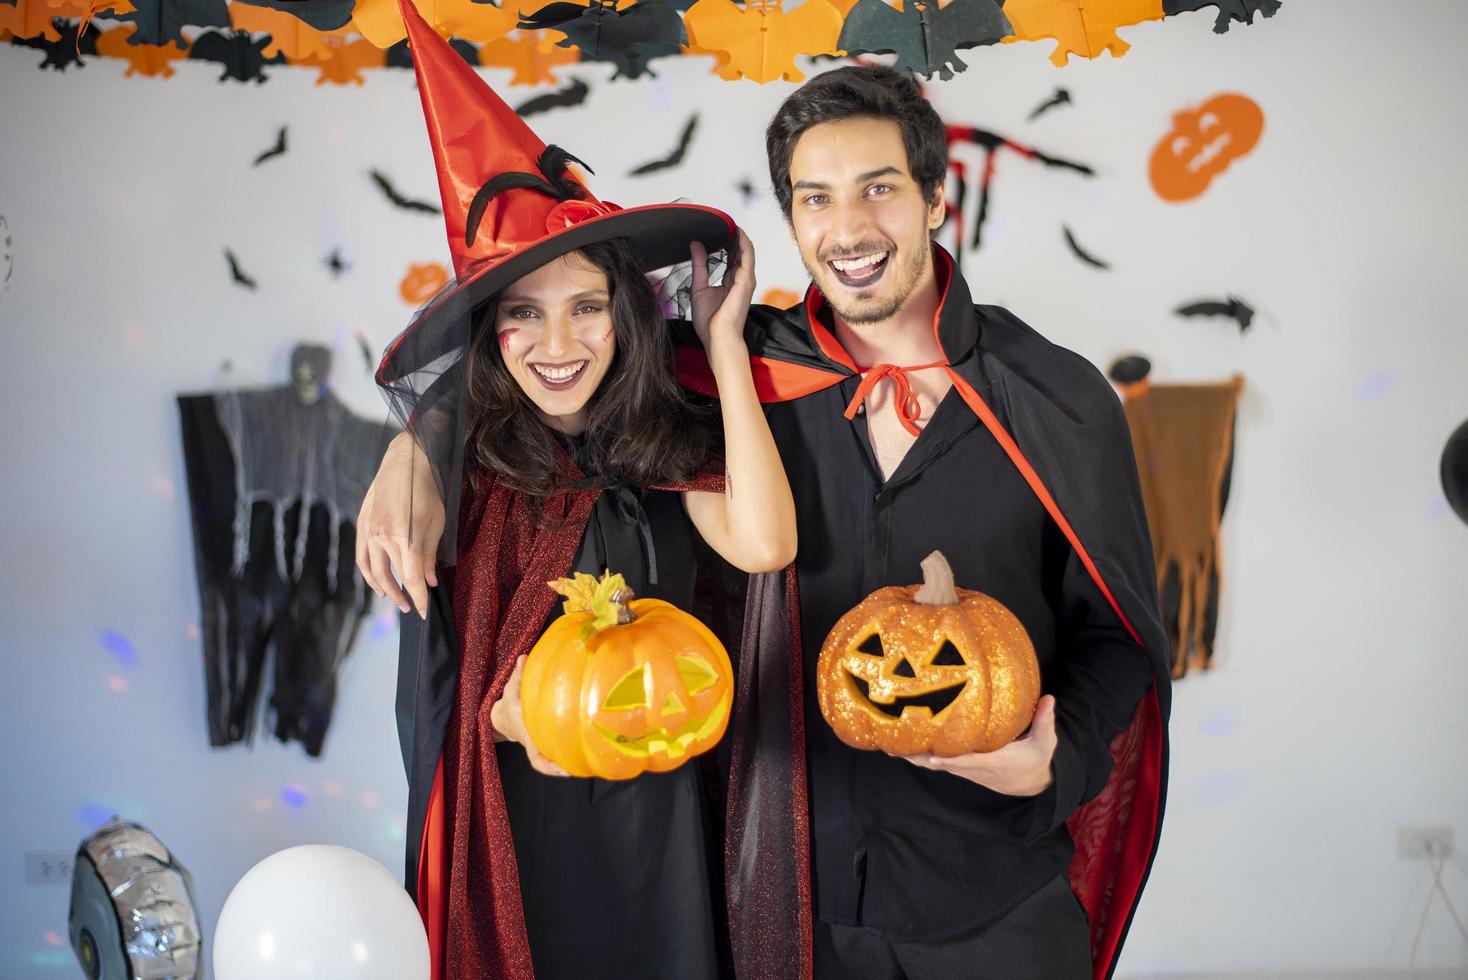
left=1164, top=0, right=1280, bottom=33
left=94, top=23, right=189, bottom=73
left=353, top=0, right=513, bottom=48
left=385, top=31, right=479, bottom=65
left=10, top=15, right=96, bottom=67
left=837, top=0, right=1009, bottom=81
left=229, top=2, right=346, bottom=59
left=115, top=0, right=228, bottom=45
left=478, top=28, right=578, bottom=84
left=1002, top=0, right=1164, bottom=66
left=294, top=34, right=387, bottom=83
left=229, top=0, right=354, bottom=31
left=518, top=0, right=682, bottom=80
left=684, top=0, right=843, bottom=84
left=189, top=26, right=283, bottom=81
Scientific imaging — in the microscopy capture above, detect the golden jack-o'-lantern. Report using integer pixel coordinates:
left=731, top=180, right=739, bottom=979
left=816, top=551, right=1040, bottom=757
left=1148, top=92, right=1264, bottom=203
left=521, top=571, right=734, bottom=780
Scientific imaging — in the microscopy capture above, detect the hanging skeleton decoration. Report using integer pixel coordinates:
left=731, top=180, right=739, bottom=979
left=178, top=344, right=393, bottom=755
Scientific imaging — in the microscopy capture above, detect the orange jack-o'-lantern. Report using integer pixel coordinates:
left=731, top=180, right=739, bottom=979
left=521, top=571, right=734, bottom=780
left=399, top=262, right=450, bottom=305
left=1149, top=93, right=1264, bottom=203
left=816, top=551, right=1040, bottom=757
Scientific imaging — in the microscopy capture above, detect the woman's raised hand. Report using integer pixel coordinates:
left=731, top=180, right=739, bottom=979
left=355, top=432, right=445, bottom=619
left=689, top=227, right=756, bottom=355
left=490, top=655, right=569, bottom=777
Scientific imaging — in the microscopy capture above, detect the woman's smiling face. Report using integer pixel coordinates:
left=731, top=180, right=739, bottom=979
left=493, top=251, right=617, bottom=435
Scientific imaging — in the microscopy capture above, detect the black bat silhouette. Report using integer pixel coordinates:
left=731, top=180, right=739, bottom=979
left=515, top=78, right=590, bottom=118
left=628, top=115, right=698, bottom=176
left=229, top=0, right=355, bottom=30
left=1175, top=296, right=1256, bottom=333
left=119, top=0, right=230, bottom=47
left=1062, top=226, right=1109, bottom=270
left=369, top=170, right=441, bottom=215
left=1, top=213, right=12, bottom=292
left=12, top=19, right=96, bottom=70
left=224, top=249, right=258, bottom=290
left=355, top=330, right=375, bottom=373
left=735, top=176, right=757, bottom=205
left=519, top=0, right=683, bottom=80
left=253, top=126, right=288, bottom=166
left=323, top=248, right=350, bottom=278
left=1028, top=88, right=1071, bottom=121
left=837, top=0, right=1010, bottom=80
left=385, top=35, right=481, bottom=68
left=1164, top=0, right=1281, bottom=34
left=189, top=29, right=282, bottom=83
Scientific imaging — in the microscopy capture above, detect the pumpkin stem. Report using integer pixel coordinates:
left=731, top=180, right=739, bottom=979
left=549, top=570, right=638, bottom=638
left=914, top=551, right=959, bottom=606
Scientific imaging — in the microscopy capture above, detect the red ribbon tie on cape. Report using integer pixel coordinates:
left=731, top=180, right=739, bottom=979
left=842, top=360, right=948, bottom=437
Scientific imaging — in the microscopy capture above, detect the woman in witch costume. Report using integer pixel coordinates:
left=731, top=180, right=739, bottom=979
left=357, top=3, right=794, bottom=980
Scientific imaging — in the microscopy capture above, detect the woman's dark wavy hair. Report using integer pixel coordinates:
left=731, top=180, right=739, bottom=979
left=463, top=238, right=720, bottom=499
left=766, top=65, right=947, bottom=221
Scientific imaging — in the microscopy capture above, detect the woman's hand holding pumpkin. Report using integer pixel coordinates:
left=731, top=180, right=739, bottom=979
left=490, top=656, right=569, bottom=777
left=356, top=431, right=445, bottom=619
left=901, top=695, right=1059, bottom=797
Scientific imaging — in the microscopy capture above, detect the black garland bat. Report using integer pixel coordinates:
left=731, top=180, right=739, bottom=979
left=1175, top=296, right=1256, bottom=333
left=189, top=29, right=283, bottom=82
left=735, top=176, right=757, bottom=205
left=628, top=115, right=697, bottom=176
left=224, top=249, right=258, bottom=290
left=229, top=0, right=355, bottom=30
left=1164, top=0, right=1281, bottom=34
left=11, top=17, right=96, bottom=70
left=519, top=0, right=683, bottom=80
left=118, top=0, right=230, bottom=47
left=253, top=126, right=287, bottom=166
left=385, top=35, right=481, bottom=68
left=837, top=0, right=1010, bottom=81
left=1028, top=88, right=1071, bottom=121
left=323, top=248, right=350, bottom=278
left=369, top=170, right=441, bottom=215
left=1062, top=226, right=1109, bottom=269
left=515, top=78, right=590, bottom=117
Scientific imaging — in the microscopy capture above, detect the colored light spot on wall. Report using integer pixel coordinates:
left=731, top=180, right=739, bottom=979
left=1429, top=497, right=1452, bottom=521
left=186, top=623, right=200, bottom=639
left=1200, top=708, right=1236, bottom=737
left=43, top=931, right=64, bottom=947
left=323, top=780, right=345, bottom=797
left=387, top=821, right=404, bottom=843
left=360, top=789, right=380, bottom=810
left=281, top=785, right=308, bottom=809
left=29, top=950, right=72, bottom=968
left=1354, top=370, right=1395, bottom=403
left=125, top=326, right=144, bottom=347
left=369, top=610, right=396, bottom=641
left=108, top=675, right=128, bottom=694
left=253, top=797, right=273, bottom=813
left=151, top=475, right=176, bottom=499
left=100, top=630, right=139, bottom=670
left=1197, top=771, right=1246, bottom=806
left=76, top=804, right=115, bottom=831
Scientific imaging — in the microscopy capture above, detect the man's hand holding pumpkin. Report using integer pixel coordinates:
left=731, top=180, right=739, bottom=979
left=901, top=694, right=1058, bottom=797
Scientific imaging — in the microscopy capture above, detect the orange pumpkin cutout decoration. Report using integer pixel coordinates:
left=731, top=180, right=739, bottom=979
left=480, top=29, right=581, bottom=85
left=817, top=551, right=1040, bottom=757
left=399, top=262, right=450, bottom=305
left=521, top=571, right=734, bottom=780
left=1148, top=92, right=1264, bottom=203
left=1002, top=0, right=1164, bottom=67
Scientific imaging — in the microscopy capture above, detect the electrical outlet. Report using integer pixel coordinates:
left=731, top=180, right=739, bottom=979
left=25, top=851, right=75, bottom=885
left=1398, top=825, right=1454, bottom=860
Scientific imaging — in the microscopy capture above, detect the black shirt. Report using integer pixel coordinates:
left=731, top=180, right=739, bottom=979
left=764, top=311, right=1155, bottom=942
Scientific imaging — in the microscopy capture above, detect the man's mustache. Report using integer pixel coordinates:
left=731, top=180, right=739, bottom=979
left=817, top=241, right=895, bottom=264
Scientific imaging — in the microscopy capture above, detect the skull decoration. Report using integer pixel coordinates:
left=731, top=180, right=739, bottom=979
left=816, top=551, right=1040, bottom=757
left=521, top=570, right=734, bottom=780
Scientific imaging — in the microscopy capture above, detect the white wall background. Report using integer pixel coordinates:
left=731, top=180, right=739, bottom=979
left=2, top=1, right=1467, bottom=976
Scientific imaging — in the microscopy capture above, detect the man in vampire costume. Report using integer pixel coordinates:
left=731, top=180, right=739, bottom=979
left=674, top=67, right=1172, bottom=980
left=375, top=55, right=1169, bottom=980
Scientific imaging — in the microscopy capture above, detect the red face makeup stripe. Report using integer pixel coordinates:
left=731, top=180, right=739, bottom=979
left=497, top=328, right=518, bottom=351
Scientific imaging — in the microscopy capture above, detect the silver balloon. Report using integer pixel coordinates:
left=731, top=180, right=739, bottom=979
left=69, top=818, right=204, bottom=979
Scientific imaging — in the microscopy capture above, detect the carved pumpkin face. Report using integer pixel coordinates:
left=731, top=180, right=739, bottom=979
left=816, top=552, right=1040, bottom=757
left=521, top=573, right=733, bottom=780
left=1149, top=93, right=1264, bottom=203
left=399, top=262, right=450, bottom=305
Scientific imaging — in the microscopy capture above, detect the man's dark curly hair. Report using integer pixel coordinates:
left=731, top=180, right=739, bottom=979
left=765, top=65, right=947, bottom=221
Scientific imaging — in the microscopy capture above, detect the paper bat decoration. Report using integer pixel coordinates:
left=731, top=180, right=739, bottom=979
left=1002, top=0, right=1164, bottom=66
left=230, top=0, right=355, bottom=30
left=0, top=0, right=89, bottom=40
left=369, top=169, right=441, bottom=214
left=355, top=329, right=375, bottom=373
left=519, top=0, right=682, bottom=80
left=93, top=24, right=189, bottom=74
left=190, top=27, right=283, bottom=81
left=253, top=126, right=287, bottom=166
left=479, top=29, right=579, bottom=85
left=1174, top=296, right=1255, bottom=333
left=1028, top=87, right=1070, bottom=120
left=224, top=249, right=258, bottom=290
left=11, top=15, right=95, bottom=68
left=629, top=114, right=697, bottom=176
left=117, top=0, right=229, bottom=46
left=0, top=213, right=11, bottom=294
left=324, top=248, right=350, bottom=278
left=354, top=0, right=513, bottom=48
left=684, top=0, right=843, bottom=84
left=296, top=35, right=386, bottom=84
left=735, top=176, right=756, bottom=203
left=385, top=33, right=480, bottom=66
left=514, top=77, right=589, bottom=116
left=837, top=0, right=1009, bottom=81
left=1164, top=0, right=1280, bottom=33
left=1062, top=225, right=1109, bottom=269
left=230, top=2, right=347, bottom=59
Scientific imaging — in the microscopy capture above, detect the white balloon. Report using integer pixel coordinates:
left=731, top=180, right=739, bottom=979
left=214, top=845, right=429, bottom=980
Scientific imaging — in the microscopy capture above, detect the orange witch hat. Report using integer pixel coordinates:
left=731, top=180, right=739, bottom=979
left=378, top=0, right=734, bottom=384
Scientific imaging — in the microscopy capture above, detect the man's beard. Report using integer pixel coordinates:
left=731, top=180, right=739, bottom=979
left=804, top=237, right=929, bottom=326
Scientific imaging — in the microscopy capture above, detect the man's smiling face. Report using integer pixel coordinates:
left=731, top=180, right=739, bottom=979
left=787, top=115, right=945, bottom=326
